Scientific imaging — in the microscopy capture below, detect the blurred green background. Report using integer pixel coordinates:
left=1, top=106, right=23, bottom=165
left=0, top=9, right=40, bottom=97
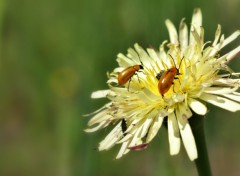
left=0, top=0, right=239, bottom=176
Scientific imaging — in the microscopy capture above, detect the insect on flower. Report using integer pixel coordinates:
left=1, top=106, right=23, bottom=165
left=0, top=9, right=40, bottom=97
left=157, top=55, right=184, bottom=96
left=85, top=8, right=240, bottom=161
left=117, top=58, right=144, bottom=90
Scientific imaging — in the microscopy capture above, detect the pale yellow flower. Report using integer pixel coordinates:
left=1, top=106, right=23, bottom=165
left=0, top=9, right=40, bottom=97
left=85, top=8, right=240, bottom=161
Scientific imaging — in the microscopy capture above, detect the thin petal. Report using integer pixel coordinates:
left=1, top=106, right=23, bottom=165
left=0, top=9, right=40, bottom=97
left=189, top=8, right=202, bottom=44
left=146, top=114, right=164, bottom=142
left=159, top=41, right=171, bottom=68
left=85, top=121, right=110, bottom=133
left=179, top=18, right=188, bottom=52
left=204, top=86, right=238, bottom=94
left=134, top=43, right=153, bottom=69
left=221, top=93, right=240, bottom=102
left=191, top=8, right=202, bottom=27
left=165, top=19, right=179, bottom=45
left=216, top=30, right=240, bottom=50
left=117, top=133, right=132, bottom=144
left=128, top=126, right=143, bottom=147
left=168, top=113, right=181, bottom=155
left=176, top=107, right=198, bottom=161
left=99, top=122, right=122, bottom=150
left=212, top=25, right=221, bottom=46
left=147, top=48, right=160, bottom=62
left=225, top=45, right=240, bottom=63
left=127, top=47, right=141, bottom=63
left=178, top=119, right=198, bottom=161
left=213, top=78, right=240, bottom=86
left=91, top=90, right=110, bottom=99
left=83, top=103, right=111, bottom=117
left=116, top=141, right=130, bottom=159
left=140, top=115, right=154, bottom=138
left=147, top=48, right=163, bottom=74
left=191, top=27, right=202, bottom=48
left=87, top=110, right=111, bottom=126
left=200, top=93, right=240, bottom=112
left=117, top=53, right=135, bottom=67
left=176, top=103, right=198, bottom=160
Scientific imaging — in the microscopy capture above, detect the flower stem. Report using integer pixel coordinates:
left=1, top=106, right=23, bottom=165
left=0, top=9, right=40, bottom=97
left=189, top=114, right=212, bottom=176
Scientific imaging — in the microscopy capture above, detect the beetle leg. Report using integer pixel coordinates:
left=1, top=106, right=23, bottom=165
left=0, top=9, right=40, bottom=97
left=127, top=77, right=132, bottom=91
left=172, top=82, right=176, bottom=93
left=174, top=76, right=181, bottom=84
left=136, top=73, right=141, bottom=83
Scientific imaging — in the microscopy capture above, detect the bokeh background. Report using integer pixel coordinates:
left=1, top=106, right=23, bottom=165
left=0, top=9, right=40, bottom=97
left=0, top=0, right=239, bottom=176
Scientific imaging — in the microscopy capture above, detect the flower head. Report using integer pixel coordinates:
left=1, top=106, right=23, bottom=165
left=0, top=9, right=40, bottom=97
left=85, top=8, right=240, bottom=161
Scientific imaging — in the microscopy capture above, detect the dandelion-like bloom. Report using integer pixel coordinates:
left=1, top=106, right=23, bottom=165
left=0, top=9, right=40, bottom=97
left=85, top=8, right=240, bottom=161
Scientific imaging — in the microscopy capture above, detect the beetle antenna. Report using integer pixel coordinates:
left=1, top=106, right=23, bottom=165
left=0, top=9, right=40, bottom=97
left=135, top=52, right=144, bottom=69
left=169, top=54, right=177, bottom=68
left=139, top=57, right=144, bottom=69
left=179, top=56, right=184, bottom=69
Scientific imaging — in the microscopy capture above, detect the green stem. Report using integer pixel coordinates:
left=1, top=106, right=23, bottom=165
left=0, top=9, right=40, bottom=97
left=189, top=114, right=212, bottom=176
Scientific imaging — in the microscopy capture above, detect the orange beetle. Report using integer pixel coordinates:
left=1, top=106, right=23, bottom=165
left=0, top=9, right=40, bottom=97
left=118, top=65, right=143, bottom=88
left=157, top=56, right=183, bottom=96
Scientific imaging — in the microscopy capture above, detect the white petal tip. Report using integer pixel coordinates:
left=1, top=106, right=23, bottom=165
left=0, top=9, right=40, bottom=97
left=170, top=148, right=180, bottom=155
left=91, top=90, right=110, bottom=99
left=84, top=128, right=94, bottom=133
left=189, top=99, right=208, bottom=115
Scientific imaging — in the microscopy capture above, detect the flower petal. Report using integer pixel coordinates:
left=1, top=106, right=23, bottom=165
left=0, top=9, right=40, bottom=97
left=179, top=103, right=193, bottom=119
left=146, top=114, right=164, bottom=142
left=168, top=113, right=181, bottom=155
left=200, top=93, right=240, bottom=112
left=212, top=25, right=221, bottom=46
left=191, top=8, right=202, bottom=27
left=175, top=104, right=197, bottom=161
left=87, top=110, right=111, bottom=126
left=225, top=45, right=240, bottom=63
left=134, top=43, right=153, bottom=69
left=116, top=141, right=130, bottom=159
left=99, top=122, right=122, bottom=150
left=85, top=121, right=110, bottom=133
left=178, top=119, right=198, bottom=161
left=91, top=90, right=110, bottom=99
left=179, top=18, right=188, bottom=52
left=204, top=86, right=238, bottom=94
left=218, top=30, right=240, bottom=49
left=165, top=19, right=178, bottom=45
left=191, top=27, right=202, bottom=49
left=188, top=98, right=207, bottom=115
left=128, top=126, right=143, bottom=147
left=159, top=41, right=172, bottom=68
left=83, top=103, right=111, bottom=117
left=189, top=8, right=202, bottom=44
left=213, top=78, right=240, bottom=86
left=117, top=53, right=135, bottom=67
left=140, top=116, right=154, bottom=138
left=221, top=93, right=240, bottom=102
